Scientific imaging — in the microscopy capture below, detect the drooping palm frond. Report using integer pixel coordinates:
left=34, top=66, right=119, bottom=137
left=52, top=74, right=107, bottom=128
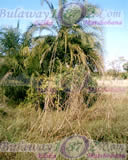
left=19, top=1, right=104, bottom=76
left=33, top=25, right=104, bottom=75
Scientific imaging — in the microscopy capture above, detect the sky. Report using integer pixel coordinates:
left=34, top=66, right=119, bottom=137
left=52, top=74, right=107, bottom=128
left=88, top=0, right=128, bottom=69
left=0, top=0, right=128, bottom=70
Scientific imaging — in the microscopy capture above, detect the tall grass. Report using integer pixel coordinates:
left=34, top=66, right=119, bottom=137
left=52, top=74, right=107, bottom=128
left=0, top=90, right=128, bottom=159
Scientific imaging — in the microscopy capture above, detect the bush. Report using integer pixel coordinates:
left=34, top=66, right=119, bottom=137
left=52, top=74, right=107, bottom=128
left=2, top=85, right=29, bottom=104
left=82, top=76, right=99, bottom=107
left=0, top=64, right=9, bottom=80
left=1, top=74, right=30, bottom=104
left=120, top=72, right=128, bottom=79
left=26, top=65, right=99, bottom=110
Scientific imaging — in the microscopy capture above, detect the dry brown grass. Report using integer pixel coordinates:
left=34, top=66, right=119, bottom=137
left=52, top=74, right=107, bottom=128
left=0, top=79, right=128, bottom=160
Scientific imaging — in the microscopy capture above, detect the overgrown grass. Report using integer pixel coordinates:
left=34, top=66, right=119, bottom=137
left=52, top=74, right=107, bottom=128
left=0, top=90, right=128, bottom=159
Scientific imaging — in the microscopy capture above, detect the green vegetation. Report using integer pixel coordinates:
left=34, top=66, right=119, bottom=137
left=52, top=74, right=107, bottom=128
left=0, top=0, right=127, bottom=160
left=0, top=0, right=103, bottom=108
left=123, top=62, right=128, bottom=72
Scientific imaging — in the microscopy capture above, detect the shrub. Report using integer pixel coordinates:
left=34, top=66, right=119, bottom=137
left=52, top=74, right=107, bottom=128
left=120, top=72, right=128, bottom=79
left=1, top=74, right=30, bottom=104
left=83, top=76, right=99, bottom=107
left=123, top=62, right=128, bottom=72
left=0, top=64, right=9, bottom=80
left=26, top=65, right=99, bottom=110
left=2, top=85, right=29, bottom=104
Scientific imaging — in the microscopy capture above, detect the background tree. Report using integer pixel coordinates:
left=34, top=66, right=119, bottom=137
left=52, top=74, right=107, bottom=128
left=123, top=62, right=128, bottom=72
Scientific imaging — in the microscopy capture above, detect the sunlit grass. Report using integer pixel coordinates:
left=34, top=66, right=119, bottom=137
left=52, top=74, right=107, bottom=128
left=0, top=79, right=128, bottom=159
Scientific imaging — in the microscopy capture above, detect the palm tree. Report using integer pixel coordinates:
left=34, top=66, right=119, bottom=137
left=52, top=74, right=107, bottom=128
left=0, top=23, right=33, bottom=103
left=0, top=0, right=104, bottom=107
left=0, top=27, right=20, bottom=56
left=24, top=0, right=104, bottom=109
left=0, top=21, right=36, bottom=75
left=26, top=0, right=104, bottom=75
